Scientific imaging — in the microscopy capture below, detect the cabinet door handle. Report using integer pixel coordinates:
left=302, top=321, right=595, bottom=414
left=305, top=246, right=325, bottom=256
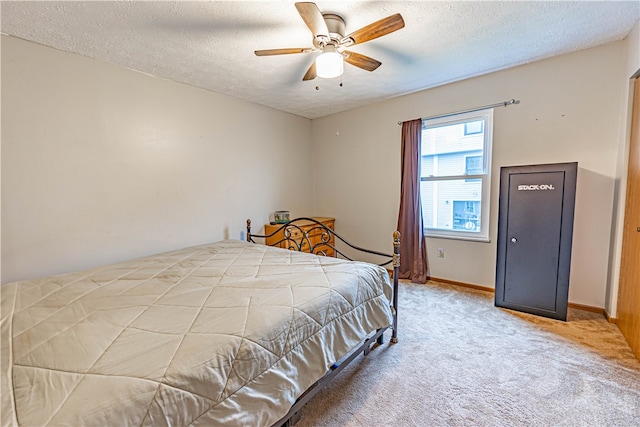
left=510, top=237, right=517, bottom=243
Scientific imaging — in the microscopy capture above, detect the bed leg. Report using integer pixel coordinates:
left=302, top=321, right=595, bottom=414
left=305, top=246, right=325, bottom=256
left=391, top=231, right=400, bottom=344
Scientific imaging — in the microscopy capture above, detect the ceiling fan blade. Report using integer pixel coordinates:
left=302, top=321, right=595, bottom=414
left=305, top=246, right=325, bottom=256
left=302, top=62, right=317, bottom=81
left=343, top=51, right=381, bottom=72
left=255, top=48, right=311, bottom=56
left=342, top=13, right=405, bottom=46
left=295, top=2, right=329, bottom=38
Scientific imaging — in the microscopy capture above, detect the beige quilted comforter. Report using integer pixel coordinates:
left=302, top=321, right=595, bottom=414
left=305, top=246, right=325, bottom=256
left=1, top=240, right=393, bottom=426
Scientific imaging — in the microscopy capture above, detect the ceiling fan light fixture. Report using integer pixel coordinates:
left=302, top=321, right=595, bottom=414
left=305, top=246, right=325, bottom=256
left=255, top=3, right=405, bottom=82
left=315, top=45, right=343, bottom=79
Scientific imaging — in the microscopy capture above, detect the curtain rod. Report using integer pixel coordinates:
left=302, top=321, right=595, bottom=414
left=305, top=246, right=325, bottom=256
left=397, top=98, right=520, bottom=125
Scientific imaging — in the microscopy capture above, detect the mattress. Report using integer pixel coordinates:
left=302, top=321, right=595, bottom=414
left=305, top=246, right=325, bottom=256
left=1, top=240, right=393, bottom=426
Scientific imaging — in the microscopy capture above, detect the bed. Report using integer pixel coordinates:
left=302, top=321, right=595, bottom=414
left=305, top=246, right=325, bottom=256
left=1, top=218, right=399, bottom=426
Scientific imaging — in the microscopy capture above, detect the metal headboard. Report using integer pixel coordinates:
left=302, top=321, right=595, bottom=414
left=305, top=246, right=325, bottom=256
left=246, top=217, right=398, bottom=267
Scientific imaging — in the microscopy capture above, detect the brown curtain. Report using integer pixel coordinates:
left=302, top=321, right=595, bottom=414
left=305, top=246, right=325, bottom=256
left=397, top=119, right=428, bottom=283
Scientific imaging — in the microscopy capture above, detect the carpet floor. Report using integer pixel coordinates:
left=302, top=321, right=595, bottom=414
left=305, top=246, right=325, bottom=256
left=295, top=280, right=640, bottom=426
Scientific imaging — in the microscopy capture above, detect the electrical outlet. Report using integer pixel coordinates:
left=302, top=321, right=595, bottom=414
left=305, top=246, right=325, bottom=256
left=437, top=248, right=445, bottom=258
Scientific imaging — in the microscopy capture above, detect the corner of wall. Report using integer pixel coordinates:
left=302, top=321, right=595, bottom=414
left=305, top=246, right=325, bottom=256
left=605, top=19, right=640, bottom=318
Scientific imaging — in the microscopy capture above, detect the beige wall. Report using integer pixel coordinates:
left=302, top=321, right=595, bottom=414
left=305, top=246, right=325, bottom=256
left=3, top=28, right=637, bottom=314
left=312, top=41, right=627, bottom=309
left=1, top=36, right=313, bottom=283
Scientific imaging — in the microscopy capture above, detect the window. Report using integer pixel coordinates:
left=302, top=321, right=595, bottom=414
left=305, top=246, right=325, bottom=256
left=420, top=109, right=493, bottom=241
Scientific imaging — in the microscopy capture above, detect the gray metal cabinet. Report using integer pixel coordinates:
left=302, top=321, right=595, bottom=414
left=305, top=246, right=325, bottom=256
left=495, top=162, right=577, bottom=320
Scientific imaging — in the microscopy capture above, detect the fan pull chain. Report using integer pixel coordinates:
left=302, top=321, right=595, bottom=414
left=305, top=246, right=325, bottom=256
left=314, top=79, right=343, bottom=91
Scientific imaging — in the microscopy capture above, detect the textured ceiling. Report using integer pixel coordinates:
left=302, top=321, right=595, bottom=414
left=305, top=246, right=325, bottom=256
left=1, top=1, right=639, bottom=119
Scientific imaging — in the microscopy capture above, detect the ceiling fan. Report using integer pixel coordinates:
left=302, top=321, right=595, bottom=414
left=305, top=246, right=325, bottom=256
left=254, top=2, right=405, bottom=81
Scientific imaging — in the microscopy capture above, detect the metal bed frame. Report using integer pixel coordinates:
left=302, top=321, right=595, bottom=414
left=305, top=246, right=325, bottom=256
left=246, top=217, right=400, bottom=426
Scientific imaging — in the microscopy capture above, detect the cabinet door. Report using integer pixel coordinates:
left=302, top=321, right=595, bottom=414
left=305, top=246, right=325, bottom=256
left=495, top=163, right=577, bottom=320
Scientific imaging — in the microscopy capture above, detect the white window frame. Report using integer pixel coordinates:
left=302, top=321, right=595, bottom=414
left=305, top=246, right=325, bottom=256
left=421, top=109, right=493, bottom=242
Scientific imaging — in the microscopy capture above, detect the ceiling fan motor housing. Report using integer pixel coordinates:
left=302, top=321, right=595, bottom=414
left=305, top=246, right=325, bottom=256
left=323, top=13, right=345, bottom=38
left=315, top=13, right=346, bottom=48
